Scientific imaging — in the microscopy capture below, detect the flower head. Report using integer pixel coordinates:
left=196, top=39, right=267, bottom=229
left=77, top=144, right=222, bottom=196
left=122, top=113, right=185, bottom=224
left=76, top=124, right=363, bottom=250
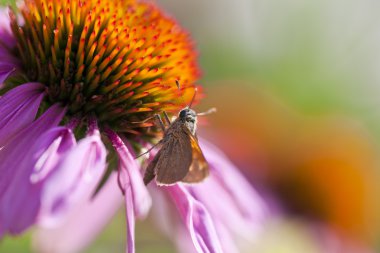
left=9, top=0, right=200, bottom=137
left=0, top=0, right=268, bottom=252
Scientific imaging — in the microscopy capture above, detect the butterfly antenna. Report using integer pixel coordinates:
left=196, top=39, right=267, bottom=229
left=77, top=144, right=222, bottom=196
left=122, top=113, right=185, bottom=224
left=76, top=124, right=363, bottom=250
left=176, top=80, right=197, bottom=108
left=197, top=107, right=217, bottom=116
left=188, top=87, right=197, bottom=109
left=175, top=79, right=181, bottom=89
left=175, top=80, right=186, bottom=106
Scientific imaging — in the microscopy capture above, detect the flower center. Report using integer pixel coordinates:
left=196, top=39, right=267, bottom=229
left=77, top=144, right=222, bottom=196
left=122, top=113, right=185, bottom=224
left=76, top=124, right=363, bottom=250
left=9, top=0, right=199, bottom=134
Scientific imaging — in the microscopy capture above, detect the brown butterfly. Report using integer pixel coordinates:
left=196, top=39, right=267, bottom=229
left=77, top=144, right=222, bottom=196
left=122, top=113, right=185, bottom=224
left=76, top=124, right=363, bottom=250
left=142, top=85, right=215, bottom=186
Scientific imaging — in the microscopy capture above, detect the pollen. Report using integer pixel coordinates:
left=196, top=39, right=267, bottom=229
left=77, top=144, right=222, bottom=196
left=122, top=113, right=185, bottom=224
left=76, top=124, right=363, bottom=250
left=9, top=0, right=200, bottom=135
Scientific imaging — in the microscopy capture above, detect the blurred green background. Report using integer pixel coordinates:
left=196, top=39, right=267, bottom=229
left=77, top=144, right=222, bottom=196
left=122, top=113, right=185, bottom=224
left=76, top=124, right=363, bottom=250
left=1, top=0, right=380, bottom=252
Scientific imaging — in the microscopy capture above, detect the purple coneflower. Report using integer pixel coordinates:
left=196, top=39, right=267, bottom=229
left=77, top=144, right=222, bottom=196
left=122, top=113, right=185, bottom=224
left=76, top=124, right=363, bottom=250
left=0, top=0, right=268, bottom=252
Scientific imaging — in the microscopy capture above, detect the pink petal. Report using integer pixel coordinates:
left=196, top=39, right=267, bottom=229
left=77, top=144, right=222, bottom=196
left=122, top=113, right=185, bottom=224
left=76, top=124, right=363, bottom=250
left=199, top=139, right=268, bottom=223
left=166, top=184, right=223, bottom=253
left=149, top=188, right=197, bottom=253
left=32, top=173, right=123, bottom=253
left=30, top=127, right=76, bottom=184
left=0, top=82, right=44, bottom=147
left=187, top=178, right=258, bottom=250
left=107, top=131, right=152, bottom=253
left=0, top=105, right=65, bottom=235
left=0, top=104, right=65, bottom=196
left=149, top=139, right=269, bottom=253
left=176, top=225, right=198, bottom=253
left=38, top=128, right=107, bottom=227
left=182, top=139, right=269, bottom=250
left=125, top=185, right=136, bottom=253
left=110, top=132, right=152, bottom=218
left=172, top=221, right=238, bottom=253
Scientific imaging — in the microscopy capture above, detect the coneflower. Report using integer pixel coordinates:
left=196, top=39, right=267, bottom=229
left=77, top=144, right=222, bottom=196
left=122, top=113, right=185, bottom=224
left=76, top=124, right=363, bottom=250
left=0, top=0, right=268, bottom=252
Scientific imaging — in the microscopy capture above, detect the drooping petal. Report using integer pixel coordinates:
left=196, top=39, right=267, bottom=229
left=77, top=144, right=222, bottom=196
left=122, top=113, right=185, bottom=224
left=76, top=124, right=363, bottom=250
left=148, top=139, right=269, bottom=253
left=125, top=184, right=136, bottom=253
left=149, top=187, right=200, bottom=253
left=168, top=220, right=238, bottom=253
left=109, top=131, right=152, bottom=218
left=0, top=82, right=44, bottom=147
left=199, top=139, right=268, bottom=224
left=38, top=127, right=107, bottom=227
left=107, top=130, right=152, bottom=253
left=0, top=105, right=65, bottom=235
left=180, top=139, right=269, bottom=251
left=152, top=180, right=242, bottom=253
left=32, top=173, right=123, bottom=253
left=188, top=173, right=266, bottom=240
left=30, top=127, right=76, bottom=184
left=0, top=104, right=65, bottom=197
left=188, top=179, right=252, bottom=252
left=166, top=184, right=223, bottom=253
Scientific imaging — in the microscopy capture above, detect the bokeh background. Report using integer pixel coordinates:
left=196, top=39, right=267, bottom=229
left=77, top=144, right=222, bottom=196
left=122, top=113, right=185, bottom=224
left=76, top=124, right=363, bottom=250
left=1, top=0, right=380, bottom=252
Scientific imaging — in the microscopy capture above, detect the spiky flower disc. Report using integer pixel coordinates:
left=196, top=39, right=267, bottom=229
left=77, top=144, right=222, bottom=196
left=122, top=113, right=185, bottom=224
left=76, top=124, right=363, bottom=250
left=9, top=0, right=200, bottom=136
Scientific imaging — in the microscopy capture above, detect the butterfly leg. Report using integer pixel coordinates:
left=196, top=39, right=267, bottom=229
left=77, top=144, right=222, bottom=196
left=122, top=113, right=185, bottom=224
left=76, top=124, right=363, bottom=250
left=134, top=114, right=165, bottom=159
left=130, top=115, right=156, bottom=124
left=154, top=114, right=166, bottom=132
left=163, top=111, right=171, bottom=125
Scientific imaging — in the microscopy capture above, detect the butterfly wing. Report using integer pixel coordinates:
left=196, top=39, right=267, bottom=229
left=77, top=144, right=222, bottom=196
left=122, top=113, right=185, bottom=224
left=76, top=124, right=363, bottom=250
left=155, top=123, right=193, bottom=185
left=143, top=147, right=161, bottom=185
left=181, top=131, right=209, bottom=183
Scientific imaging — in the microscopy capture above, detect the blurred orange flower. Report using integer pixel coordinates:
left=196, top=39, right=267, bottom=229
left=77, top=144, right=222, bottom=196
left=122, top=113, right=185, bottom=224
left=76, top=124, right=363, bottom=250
left=200, top=81, right=380, bottom=245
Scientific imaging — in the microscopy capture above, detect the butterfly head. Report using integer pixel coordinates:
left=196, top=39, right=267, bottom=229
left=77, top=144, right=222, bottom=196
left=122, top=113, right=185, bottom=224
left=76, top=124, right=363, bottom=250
left=179, top=108, right=197, bottom=134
